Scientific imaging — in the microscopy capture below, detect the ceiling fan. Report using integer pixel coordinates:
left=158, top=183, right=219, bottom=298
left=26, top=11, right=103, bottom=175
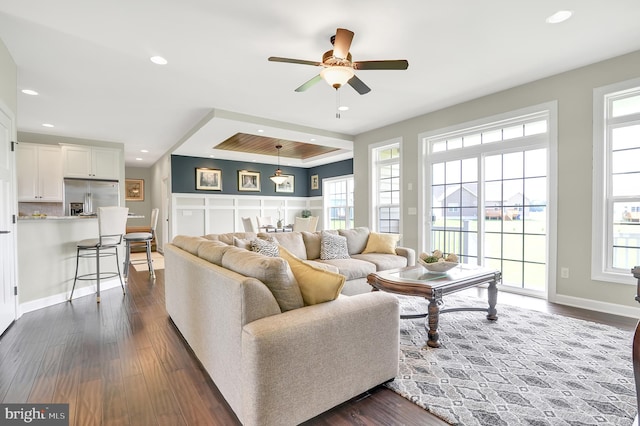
left=268, top=28, right=408, bottom=95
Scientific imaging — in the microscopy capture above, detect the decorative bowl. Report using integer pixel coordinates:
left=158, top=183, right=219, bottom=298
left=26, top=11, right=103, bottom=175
left=417, top=258, right=458, bottom=272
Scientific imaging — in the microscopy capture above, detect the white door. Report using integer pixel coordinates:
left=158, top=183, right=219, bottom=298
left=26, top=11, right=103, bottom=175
left=0, top=107, right=17, bottom=335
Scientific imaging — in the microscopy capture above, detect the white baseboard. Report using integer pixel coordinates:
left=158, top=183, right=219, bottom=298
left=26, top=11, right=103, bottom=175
left=19, top=278, right=123, bottom=315
left=553, top=293, right=640, bottom=319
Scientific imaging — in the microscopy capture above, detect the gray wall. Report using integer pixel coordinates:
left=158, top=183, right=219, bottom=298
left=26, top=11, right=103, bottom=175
left=354, top=50, right=640, bottom=311
left=125, top=166, right=153, bottom=227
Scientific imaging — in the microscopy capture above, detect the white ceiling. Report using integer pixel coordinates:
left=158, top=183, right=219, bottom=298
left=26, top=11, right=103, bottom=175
left=1, top=1, right=639, bottom=167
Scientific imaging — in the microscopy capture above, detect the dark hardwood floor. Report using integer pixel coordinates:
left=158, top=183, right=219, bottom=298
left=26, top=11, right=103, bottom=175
left=0, top=263, right=636, bottom=425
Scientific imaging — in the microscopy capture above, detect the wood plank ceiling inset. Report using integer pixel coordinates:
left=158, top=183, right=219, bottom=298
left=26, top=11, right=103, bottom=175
left=214, top=133, right=339, bottom=160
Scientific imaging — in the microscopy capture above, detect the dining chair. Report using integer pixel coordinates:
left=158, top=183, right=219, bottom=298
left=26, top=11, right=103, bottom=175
left=256, top=216, right=274, bottom=230
left=69, top=206, right=129, bottom=303
left=242, top=217, right=256, bottom=232
left=293, top=216, right=311, bottom=232
left=123, top=208, right=159, bottom=279
left=308, top=216, right=318, bottom=232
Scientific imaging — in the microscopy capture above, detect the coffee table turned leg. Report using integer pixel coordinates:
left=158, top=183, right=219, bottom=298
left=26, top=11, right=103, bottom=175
left=487, top=278, right=498, bottom=321
left=426, top=298, right=441, bottom=348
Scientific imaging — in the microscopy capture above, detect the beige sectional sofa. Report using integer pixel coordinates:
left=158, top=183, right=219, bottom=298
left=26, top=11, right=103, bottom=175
left=164, top=228, right=415, bottom=426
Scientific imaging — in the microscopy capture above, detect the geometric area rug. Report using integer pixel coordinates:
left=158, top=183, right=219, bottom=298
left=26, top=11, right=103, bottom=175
left=386, top=294, right=637, bottom=425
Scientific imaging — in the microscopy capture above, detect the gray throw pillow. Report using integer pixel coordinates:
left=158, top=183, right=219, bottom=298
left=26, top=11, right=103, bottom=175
left=320, top=231, right=350, bottom=260
left=251, top=238, right=279, bottom=257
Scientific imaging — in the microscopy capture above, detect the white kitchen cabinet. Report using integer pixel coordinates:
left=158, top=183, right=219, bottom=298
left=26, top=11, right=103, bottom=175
left=62, top=145, right=120, bottom=180
left=16, top=143, right=63, bottom=202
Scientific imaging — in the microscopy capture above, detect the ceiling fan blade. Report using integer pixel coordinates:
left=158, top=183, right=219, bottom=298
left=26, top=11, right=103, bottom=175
left=332, top=28, right=354, bottom=60
left=348, top=75, right=371, bottom=95
left=268, top=56, right=322, bottom=67
left=295, top=74, right=322, bottom=92
left=353, top=60, right=409, bottom=70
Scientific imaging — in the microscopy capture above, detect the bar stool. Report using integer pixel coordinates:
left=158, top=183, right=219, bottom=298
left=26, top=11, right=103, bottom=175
left=124, top=208, right=159, bottom=279
left=69, top=206, right=129, bottom=303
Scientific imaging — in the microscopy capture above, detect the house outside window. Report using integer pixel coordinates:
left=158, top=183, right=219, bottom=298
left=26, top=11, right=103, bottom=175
left=372, top=142, right=401, bottom=233
left=592, top=79, right=640, bottom=285
left=422, top=105, right=557, bottom=295
left=323, top=175, right=354, bottom=230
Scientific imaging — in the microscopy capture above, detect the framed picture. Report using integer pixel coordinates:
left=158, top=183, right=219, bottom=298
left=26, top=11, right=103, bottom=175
left=125, top=179, right=144, bottom=201
left=238, top=170, right=261, bottom=192
left=311, top=174, right=319, bottom=190
left=196, top=168, right=222, bottom=190
left=275, top=175, right=294, bottom=193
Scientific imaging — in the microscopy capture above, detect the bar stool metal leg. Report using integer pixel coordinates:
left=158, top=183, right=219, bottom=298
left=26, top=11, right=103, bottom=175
left=146, top=240, right=155, bottom=278
left=69, top=247, right=81, bottom=301
left=124, top=240, right=131, bottom=280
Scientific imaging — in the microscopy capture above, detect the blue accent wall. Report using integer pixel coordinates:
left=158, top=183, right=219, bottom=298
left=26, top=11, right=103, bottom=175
left=171, top=155, right=352, bottom=197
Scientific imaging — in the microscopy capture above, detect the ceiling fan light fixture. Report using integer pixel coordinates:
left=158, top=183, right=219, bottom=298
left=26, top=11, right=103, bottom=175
left=321, top=66, right=355, bottom=89
left=270, top=144, right=288, bottom=185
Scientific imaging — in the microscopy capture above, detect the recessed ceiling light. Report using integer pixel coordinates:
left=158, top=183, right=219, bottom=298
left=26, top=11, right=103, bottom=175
left=22, top=89, right=38, bottom=96
left=310, top=138, right=316, bottom=142
left=338, top=106, right=349, bottom=111
left=42, top=123, right=54, bottom=128
left=135, top=157, right=143, bottom=161
left=140, top=149, right=149, bottom=153
left=258, top=129, right=264, bottom=133
left=546, top=10, right=573, bottom=24
left=209, top=155, right=215, bottom=158
left=150, top=56, right=168, bottom=65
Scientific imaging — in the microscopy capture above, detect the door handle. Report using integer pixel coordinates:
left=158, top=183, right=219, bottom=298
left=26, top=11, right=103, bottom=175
left=0, top=230, right=10, bottom=234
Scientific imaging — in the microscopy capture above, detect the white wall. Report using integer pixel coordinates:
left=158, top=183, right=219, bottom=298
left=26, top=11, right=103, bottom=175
left=0, top=38, right=17, bottom=113
left=172, top=193, right=319, bottom=237
left=354, top=50, right=640, bottom=314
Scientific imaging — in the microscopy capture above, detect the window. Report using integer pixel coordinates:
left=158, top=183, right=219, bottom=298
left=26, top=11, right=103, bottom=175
left=423, top=106, right=555, bottom=295
left=323, top=176, right=354, bottom=230
left=592, top=79, right=640, bottom=285
left=372, top=143, right=401, bottom=233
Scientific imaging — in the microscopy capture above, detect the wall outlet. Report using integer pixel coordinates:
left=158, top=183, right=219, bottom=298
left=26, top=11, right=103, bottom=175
left=560, top=267, right=569, bottom=279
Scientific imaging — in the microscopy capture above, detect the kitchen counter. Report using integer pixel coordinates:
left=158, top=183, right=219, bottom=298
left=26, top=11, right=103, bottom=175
left=18, top=214, right=144, bottom=220
left=17, top=213, right=144, bottom=311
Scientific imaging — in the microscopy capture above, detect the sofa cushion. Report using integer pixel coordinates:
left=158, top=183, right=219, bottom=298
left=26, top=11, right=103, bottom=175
left=197, top=240, right=234, bottom=266
left=320, top=231, right=350, bottom=260
left=279, top=247, right=345, bottom=305
left=304, top=260, right=340, bottom=274
left=250, top=238, right=279, bottom=257
left=315, top=258, right=377, bottom=281
left=222, top=246, right=303, bottom=312
left=206, top=232, right=256, bottom=245
left=301, top=230, right=337, bottom=260
left=351, top=253, right=408, bottom=271
left=262, top=232, right=307, bottom=259
left=338, top=227, right=370, bottom=255
left=362, top=232, right=401, bottom=254
left=233, top=236, right=252, bottom=250
left=172, top=235, right=210, bottom=255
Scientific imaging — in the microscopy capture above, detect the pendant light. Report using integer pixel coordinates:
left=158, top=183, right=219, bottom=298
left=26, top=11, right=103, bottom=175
left=270, top=144, right=287, bottom=185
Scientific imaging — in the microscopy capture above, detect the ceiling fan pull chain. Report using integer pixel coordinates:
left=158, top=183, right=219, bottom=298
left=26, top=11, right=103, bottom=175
left=335, top=89, right=341, bottom=119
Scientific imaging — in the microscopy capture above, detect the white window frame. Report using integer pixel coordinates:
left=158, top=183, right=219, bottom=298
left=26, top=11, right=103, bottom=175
left=419, top=102, right=558, bottom=299
left=369, top=138, right=402, bottom=233
left=322, top=175, right=354, bottom=230
left=592, top=77, right=640, bottom=285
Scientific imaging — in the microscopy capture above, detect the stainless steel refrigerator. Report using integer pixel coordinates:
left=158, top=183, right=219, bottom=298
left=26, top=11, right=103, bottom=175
left=64, top=178, right=120, bottom=216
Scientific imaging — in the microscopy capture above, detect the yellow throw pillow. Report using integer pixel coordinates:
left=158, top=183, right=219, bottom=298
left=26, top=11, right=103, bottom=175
left=279, top=246, right=345, bottom=305
left=362, top=232, right=401, bottom=254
